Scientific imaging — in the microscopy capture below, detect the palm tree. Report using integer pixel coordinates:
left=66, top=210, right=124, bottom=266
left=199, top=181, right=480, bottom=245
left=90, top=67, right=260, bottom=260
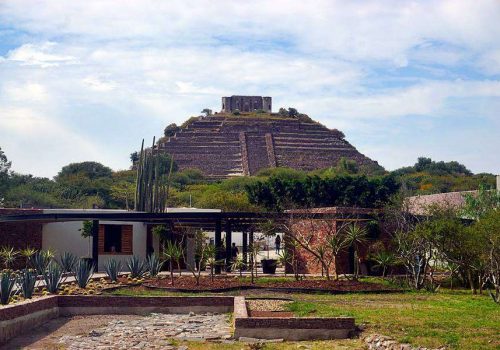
left=344, top=223, right=367, bottom=280
left=162, top=241, right=182, bottom=285
left=204, top=244, right=219, bottom=282
left=278, top=249, right=292, bottom=277
left=371, top=250, right=395, bottom=277
left=326, top=234, right=348, bottom=280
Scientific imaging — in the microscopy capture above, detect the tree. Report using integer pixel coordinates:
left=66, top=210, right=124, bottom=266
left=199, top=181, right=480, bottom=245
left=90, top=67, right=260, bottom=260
left=0, top=147, right=12, bottom=200
left=470, top=210, right=500, bottom=302
left=162, top=240, right=182, bottom=285
left=201, top=108, right=212, bottom=117
left=130, top=152, right=139, bottom=164
left=343, top=223, right=367, bottom=280
left=164, top=123, right=180, bottom=137
left=56, top=162, right=113, bottom=180
left=461, top=185, right=500, bottom=220
left=79, top=221, right=93, bottom=258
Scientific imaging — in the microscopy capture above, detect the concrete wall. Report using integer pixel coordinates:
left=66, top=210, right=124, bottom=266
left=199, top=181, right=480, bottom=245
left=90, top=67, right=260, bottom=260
left=42, top=220, right=151, bottom=271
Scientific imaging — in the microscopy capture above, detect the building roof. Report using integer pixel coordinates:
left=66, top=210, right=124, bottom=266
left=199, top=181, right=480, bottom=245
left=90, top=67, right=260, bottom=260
left=405, top=191, right=476, bottom=215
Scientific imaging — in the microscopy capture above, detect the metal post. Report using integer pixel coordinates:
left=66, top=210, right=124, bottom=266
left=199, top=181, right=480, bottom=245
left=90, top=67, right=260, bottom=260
left=249, top=229, right=254, bottom=274
left=91, top=220, right=99, bottom=270
left=225, top=221, right=232, bottom=272
left=242, top=230, right=248, bottom=268
left=214, top=219, right=222, bottom=274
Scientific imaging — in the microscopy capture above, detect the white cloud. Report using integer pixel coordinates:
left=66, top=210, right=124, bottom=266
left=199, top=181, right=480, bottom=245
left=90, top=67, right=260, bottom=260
left=0, top=0, right=499, bottom=176
left=5, top=42, right=77, bottom=68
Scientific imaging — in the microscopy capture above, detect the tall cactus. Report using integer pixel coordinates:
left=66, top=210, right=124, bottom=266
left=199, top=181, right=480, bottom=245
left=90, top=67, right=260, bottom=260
left=134, top=137, right=174, bottom=212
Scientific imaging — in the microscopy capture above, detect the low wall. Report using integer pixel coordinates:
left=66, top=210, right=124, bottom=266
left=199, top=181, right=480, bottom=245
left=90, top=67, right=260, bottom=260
left=234, top=317, right=355, bottom=340
left=0, top=295, right=233, bottom=345
left=233, top=295, right=355, bottom=340
left=57, top=295, right=234, bottom=315
left=0, top=296, right=59, bottom=345
left=1, top=295, right=356, bottom=344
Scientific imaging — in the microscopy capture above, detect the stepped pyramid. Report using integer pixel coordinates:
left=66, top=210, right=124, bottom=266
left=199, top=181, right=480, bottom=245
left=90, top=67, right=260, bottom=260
left=158, top=112, right=379, bottom=180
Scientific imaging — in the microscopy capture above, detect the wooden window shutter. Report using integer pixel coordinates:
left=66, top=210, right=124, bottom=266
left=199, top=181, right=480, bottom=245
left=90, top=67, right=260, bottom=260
left=98, top=224, right=105, bottom=254
left=122, top=225, right=133, bottom=254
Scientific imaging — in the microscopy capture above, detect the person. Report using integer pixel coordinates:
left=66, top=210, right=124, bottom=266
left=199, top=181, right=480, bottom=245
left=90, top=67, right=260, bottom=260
left=275, top=235, right=281, bottom=254
left=231, top=242, right=239, bottom=259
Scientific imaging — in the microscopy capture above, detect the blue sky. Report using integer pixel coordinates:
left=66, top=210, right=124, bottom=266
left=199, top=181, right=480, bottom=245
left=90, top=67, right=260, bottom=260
left=0, top=0, right=499, bottom=178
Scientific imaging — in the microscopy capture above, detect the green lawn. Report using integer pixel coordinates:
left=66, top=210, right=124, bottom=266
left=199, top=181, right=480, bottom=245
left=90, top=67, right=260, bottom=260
left=106, top=285, right=499, bottom=349
left=286, top=290, right=499, bottom=350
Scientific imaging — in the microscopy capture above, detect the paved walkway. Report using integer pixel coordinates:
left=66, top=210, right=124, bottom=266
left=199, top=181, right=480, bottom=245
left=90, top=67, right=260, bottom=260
left=57, top=313, right=232, bottom=350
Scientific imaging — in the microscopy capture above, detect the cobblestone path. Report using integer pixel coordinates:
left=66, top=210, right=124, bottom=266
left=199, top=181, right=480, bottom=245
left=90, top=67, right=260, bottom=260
left=57, top=313, right=232, bottom=350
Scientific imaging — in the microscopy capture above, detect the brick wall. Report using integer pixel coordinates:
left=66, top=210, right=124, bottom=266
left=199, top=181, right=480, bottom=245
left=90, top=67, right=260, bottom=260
left=285, top=208, right=385, bottom=276
left=0, top=209, right=43, bottom=269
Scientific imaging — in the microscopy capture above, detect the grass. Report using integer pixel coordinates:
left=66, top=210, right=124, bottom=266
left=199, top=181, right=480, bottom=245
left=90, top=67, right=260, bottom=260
left=285, top=289, right=499, bottom=350
left=105, top=283, right=499, bottom=349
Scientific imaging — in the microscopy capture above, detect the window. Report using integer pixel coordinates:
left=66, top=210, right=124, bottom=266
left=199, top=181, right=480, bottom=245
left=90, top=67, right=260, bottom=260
left=104, top=225, right=122, bottom=253
left=99, top=224, right=133, bottom=255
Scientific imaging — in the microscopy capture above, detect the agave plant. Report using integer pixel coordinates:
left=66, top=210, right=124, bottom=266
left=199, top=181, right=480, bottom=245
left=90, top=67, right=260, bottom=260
left=18, top=269, right=37, bottom=299
left=73, top=259, right=94, bottom=288
left=104, top=259, right=122, bottom=282
left=32, top=251, right=52, bottom=276
left=58, top=252, right=78, bottom=273
left=146, top=254, right=164, bottom=277
left=126, top=255, right=146, bottom=279
left=0, top=271, right=16, bottom=304
left=43, top=262, right=63, bottom=293
left=0, top=246, right=18, bottom=269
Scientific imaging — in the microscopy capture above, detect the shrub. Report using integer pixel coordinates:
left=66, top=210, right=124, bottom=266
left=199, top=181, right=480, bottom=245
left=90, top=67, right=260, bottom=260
left=43, top=262, right=63, bottom=293
left=146, top=254, right=164, bottom=277
left=0, top=271, right=16, bottom=304
left=18, top=269, right=37, bottom=299
left=126, top=255, right=146, bottom=278
left=104, top=259, right=122, bottom=282
left=73, top=259, right=94, bottom=288
left=58, top=252, right=78, bottom=273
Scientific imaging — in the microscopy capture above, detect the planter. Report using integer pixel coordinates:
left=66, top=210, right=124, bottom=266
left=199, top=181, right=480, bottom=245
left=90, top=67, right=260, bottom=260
left=261, top=259, right=277, bottom=274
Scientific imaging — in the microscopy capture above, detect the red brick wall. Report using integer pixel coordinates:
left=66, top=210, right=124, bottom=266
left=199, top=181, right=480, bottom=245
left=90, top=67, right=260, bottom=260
left=286, top=217, right=380, bottom=276
left=0, top=209, right=43, bottom=269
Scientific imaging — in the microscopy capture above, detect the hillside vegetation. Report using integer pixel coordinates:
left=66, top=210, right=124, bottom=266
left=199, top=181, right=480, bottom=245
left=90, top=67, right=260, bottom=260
left=0, top=145, right=495, bottom=211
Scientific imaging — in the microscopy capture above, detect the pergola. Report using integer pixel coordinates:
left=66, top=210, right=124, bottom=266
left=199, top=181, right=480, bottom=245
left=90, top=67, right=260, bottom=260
left=0, top=210, right=374, bottom=273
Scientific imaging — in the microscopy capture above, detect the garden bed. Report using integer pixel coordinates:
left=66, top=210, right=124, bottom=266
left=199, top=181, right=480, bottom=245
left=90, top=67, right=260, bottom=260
left=143, top=276, right=397, bottom=293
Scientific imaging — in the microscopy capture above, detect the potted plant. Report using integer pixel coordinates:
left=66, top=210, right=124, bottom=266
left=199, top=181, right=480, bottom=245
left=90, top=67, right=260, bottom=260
left=261, top=258, right=277, bottom=274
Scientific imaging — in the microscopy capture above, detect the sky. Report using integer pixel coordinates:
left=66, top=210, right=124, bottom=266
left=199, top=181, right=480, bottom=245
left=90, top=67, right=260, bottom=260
left=0, top=0, right=499, bottom=178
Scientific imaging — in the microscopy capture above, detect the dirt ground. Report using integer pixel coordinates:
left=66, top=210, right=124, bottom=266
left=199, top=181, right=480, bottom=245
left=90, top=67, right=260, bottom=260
left=1, top=315, right=139, bottom=350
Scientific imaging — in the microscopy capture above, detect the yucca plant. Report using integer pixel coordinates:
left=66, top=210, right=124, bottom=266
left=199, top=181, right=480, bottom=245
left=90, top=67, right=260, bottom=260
left=126, top=255, right=146, bottom=279
left=163, top=241, right=183, bottom=284
left=146, top=254, right=164, bottom=277
left=0, top=246, right=18, bottom=269
left=230, top=255, right=246, bottom=277
left=43, top=262, right=63, bottom=293
left=18, top=269, right=37, bottom=299
left=73, top=259, right=94, bottom=288
left=19, top=247, right=37, bottom=269
left=0, top=271, right=16, bottom=304
left=58, top=252, right=78, bottom=273
left=32, top=251, right=52, bottom=276
left=104, top=259, right=122, bottom=282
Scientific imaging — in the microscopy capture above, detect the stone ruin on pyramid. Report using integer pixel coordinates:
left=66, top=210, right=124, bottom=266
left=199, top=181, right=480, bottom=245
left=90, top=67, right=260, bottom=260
left=157, top=96, right=379, bottom=179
